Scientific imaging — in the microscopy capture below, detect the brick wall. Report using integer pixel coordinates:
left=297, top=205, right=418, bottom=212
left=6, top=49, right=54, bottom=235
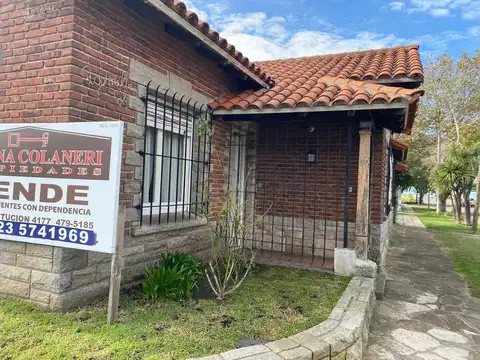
left=0, top=0, right=244, bottom=310
left=255, top=117, right=359, bottom=223
left=370, top=128, right=389, bottom=226
left=231, top=116, right=361, bottom=260
left=369, top=128, right=392, bottom=267
left=209, top=118, right=233, bottom=213
left=70, top=0, right=242, bottom=231
left=0, top=0, right=76, bottom=123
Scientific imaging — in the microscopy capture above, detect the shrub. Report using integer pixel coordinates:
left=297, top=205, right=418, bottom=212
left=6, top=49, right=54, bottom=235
left=142, top=251, right=203, bottom=300
left=205, top=190, right=261, bottom=300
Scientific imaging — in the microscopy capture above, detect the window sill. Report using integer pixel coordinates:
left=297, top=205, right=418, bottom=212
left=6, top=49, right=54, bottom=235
left=131, top=216, right=208, bottom=237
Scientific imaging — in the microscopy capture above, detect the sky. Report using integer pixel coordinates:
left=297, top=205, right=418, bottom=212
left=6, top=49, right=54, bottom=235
left=183, top=0, right=479, bottom=62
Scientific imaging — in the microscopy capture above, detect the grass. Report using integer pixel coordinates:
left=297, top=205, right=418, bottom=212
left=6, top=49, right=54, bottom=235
left=0, top=265, right=349, bottom=360
left=409, top=205, right=480, bottom=298
left=410, top=205, right=473, bottom=234
left=401, top=194, right=416, bottom=203
left=434, top=232, right=480, bottom=299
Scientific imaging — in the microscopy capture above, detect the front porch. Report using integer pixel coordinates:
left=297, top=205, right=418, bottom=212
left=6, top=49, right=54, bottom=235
left=213, top=110, right=395, bottom=270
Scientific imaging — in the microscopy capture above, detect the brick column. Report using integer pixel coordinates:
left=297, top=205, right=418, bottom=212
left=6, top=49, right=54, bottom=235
left=355, top=121, right=373, bottom=260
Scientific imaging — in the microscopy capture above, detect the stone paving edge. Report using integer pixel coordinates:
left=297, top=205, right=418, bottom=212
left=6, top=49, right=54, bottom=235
left=188, top=274, right=376, bottom=360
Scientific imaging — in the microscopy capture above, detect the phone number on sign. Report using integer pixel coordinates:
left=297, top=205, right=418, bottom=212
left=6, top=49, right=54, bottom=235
left=0, top=221, right=96, bottom=246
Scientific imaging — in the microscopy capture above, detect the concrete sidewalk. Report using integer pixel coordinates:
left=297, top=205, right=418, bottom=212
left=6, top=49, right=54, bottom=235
left=364, top=211, right=480, bottom=360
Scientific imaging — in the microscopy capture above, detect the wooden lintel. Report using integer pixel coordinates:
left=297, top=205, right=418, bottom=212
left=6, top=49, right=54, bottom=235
left=355, top=129, right=372, bottom=260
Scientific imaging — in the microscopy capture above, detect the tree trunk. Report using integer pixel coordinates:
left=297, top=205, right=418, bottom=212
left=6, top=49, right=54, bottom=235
left=437, top=190, right=447, bottom=213
left=452, top=194, right=457, bottom=220
left=454, top=193, right=462, bottom=225
left=473, top=169, right=480, bottom=234
left=463, top=192, right=472, bottom=226
left=452, top=196, right=457, bottom=220
left=419, top=192, right=424, bottom=205
left=435, top=131, right=446, bottom=214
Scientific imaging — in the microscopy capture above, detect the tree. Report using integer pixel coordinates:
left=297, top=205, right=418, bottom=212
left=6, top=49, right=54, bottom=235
left=393, top=151, right=431, bottom=203
left=407, top=153, right=431, bottom=204
left=432, top=142, right=477, bottom=225
left=471, top=143, right=480, bottom=234
left=422, top=52, right=480, bottom=143
left=412, top=51, right=480, bottom=214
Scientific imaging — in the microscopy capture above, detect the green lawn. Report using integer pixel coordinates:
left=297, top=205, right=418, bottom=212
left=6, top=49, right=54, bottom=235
left=0, top=266, right=349, bottom=360
left=434, top=232, right=480, bottom=298
left=411, top=205, right=480, bottom=298
left=411, top=206, right=473, bottom=234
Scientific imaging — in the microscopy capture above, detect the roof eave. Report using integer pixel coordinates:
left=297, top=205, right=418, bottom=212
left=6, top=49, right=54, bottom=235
left=403, top=97, right=421, bottom=135
left=145, top=0, right=269, bottom=89
left=212, top=102, right=409, bottom=116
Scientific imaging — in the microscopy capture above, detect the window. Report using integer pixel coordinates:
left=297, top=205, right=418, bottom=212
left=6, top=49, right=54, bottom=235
left=143, top=126, right=192, bottom=214
left=139, top=86, right=212, bottom=227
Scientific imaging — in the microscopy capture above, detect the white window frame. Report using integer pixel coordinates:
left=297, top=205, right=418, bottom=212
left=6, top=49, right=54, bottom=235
left=143, top=100, right=194, bottom=216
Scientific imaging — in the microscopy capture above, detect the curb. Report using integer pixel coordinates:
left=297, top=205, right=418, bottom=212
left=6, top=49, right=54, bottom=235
left=189, top=275, right=376, bottom=360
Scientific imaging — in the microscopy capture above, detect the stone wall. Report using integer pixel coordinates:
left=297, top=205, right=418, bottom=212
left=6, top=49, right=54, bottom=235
left=253, top=215, right=356, bottom=259
left=0, top=223, right=211, bottom=310
left=189, top=274, right=376, bottom=360
left=369, top=211, right=393, bottom=271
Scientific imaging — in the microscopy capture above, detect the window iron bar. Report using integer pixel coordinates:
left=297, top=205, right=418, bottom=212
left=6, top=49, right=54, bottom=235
left=139, top=85, right=211, bottom=227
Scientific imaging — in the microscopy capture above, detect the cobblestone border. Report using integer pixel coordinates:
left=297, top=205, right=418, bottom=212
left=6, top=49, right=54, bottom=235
left=189, top=275, right=376, bottom=360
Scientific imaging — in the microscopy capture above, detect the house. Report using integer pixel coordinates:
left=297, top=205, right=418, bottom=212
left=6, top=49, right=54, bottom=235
left=0, top=0, right=422, bottom=310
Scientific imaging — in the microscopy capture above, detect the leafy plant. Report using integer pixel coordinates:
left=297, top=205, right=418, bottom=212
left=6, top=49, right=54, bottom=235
left=142, top=251, right=203, bottom=300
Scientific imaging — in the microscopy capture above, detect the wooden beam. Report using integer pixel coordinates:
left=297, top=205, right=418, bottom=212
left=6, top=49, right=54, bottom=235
left=355, top=125, right=372, bottom=260
left=107, top=205, right=125, bottom=324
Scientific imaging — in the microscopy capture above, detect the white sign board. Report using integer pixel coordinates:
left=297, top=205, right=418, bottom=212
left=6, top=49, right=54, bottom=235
left=0, top=122, right=124, bottom=253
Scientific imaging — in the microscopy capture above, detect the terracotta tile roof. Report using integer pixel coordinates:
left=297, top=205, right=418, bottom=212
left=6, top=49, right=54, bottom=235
left=394, top=163, right=408, bottom=174
left=156, top=0, right=424, bottom=134
left=158, top=0, right=273, bottom=85
left=257, top=45, right=423, bottom=82
left=208, top=46, right=424, bottom=134
left=209, top=77, right=424, bottom=111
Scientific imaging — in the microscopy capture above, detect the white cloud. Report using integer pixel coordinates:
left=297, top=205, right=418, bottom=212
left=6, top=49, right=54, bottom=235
left=390, top=1, right=406, bottom=10
left=468, top=25, right=480, bottom=36
left=462, top=1, right=480, bottom=18
left=392, top=0, right=480, bottom=18
left=183, top=1, right=478, bottom=62
left=223, top=31, right=404, bottom=61
left=430, top=8, right=451, bottom=15
left=182, top=0, right=209, bottom=21
left=217, top=12, right=289, bottom=43
left=312, top=17, right=344, bottom=34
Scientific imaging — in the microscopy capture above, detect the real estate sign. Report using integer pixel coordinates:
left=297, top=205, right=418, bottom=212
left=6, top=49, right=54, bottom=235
left=0, top=122, right=124, bottom=253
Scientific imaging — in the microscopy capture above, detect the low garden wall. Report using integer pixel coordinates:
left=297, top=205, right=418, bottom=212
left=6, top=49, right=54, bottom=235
left=370, top=212, right=393, bottom=272
left=189, top=274, right=376, bottom=360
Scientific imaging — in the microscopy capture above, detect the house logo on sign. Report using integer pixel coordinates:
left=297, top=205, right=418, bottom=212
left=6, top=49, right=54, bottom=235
left=8, top=132, right=49, bottom=148
left=0, top=127, right=112, bottom=180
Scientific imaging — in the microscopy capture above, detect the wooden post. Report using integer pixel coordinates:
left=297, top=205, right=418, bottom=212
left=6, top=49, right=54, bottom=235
left=355, top=122, right=372, bottom=260
left=107, top=205, right=125, bottom=324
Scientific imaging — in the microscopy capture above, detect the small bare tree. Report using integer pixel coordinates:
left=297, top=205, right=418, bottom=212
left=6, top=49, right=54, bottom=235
left=203, top=171, right=271, bottom=300
left=204, top=191, right=255, bottom=300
